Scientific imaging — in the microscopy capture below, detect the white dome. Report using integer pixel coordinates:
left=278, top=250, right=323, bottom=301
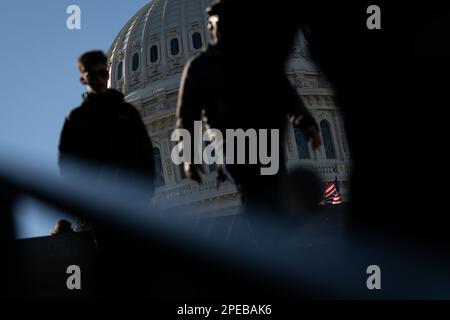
left=107, top=0, right=320, bottom=101
left=105, top=0, right=350, bottom=210
left=108, top=0, right=215, bottom=99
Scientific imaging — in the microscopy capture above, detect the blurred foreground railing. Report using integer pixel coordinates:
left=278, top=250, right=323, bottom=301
left=1, top=148, right=450, bottom=299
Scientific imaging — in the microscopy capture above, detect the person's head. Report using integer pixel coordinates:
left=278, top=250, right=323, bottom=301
left=207, top=0, right=225, bottom=45
left=77, top=50, right=109, bottom=94
left=51, top=219, right=73, bottom=236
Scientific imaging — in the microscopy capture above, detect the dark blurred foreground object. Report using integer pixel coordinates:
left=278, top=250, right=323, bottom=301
left=16, top=232, right=98, bottom=299
left=13, top=225, right=300, bottom=300
left=51, top=219, right=74, bottom=236
left=296, top=1, right=450, bottom=242
left=225, top=0, right=450, bottom=242
left=281, top=167, right=324, bottom=222
left=2, top=145, right=450, bottom=300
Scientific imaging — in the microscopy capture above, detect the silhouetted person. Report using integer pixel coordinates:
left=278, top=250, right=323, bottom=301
left=176, top=0, right=322, bottom=213
left=58, top=50, right=156, bottom=297
left=59, top=50, right=155, bottom=231
left=59, top=50, right=155, bottom=184
left=51, top=219, right=73, bottom=235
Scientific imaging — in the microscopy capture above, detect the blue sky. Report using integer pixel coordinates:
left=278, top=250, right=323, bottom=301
left=0, top=0, right=149, bottom=238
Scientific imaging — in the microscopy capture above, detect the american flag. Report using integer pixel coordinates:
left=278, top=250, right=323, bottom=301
left=319, top=180, right=342, bottom=205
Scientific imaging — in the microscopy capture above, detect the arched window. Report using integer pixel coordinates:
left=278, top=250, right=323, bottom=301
left=117, top=61, right=123, bottom=80
left=192, top=32, right=203, bottom=50
left=150, top=45, right=158, bottom=63
left=132, top=52, right=140, bottom=71
left=153, top=148, right=165, bottom=187
left=205, top=141, right=217, bottom=172
left=170, top=38, right=180, bottom=56
left=294, top=127, right=310, bottom=159
left=171, top=140, right=186, bottom=181
left=320, top=120, right=336, bottom=159
left=178, top=164, right=186, bottom=180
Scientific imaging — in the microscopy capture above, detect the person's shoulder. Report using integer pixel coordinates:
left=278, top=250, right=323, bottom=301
left=184, top=50, right=218, bottom=79
left=119, top=100, right=143, bottom=119
left=185, top=55, right=201, bottom=70
left=122, top=101, right=139, bottom=113
left=187, top=47, right=215, bottom=67
left=65, top=105, right=85, bottom=122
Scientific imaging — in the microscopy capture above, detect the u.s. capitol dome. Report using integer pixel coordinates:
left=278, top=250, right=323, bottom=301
left=107, top=0, right=351, bottom=214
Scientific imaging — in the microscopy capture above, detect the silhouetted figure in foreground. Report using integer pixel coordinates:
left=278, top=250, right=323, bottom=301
left=59, top=50, right=155, bottom=186
left=59, top=50, right=155, bottom=232
left=58, top=50, right=156, bottom=297
left=51, top=219, right=73, bottom=236
left=176, top=0, right=322, bottom=213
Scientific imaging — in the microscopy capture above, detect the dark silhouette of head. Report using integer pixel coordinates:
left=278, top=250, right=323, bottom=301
left=51, top=219, right=73, bottom=236
left=77, top=50, right=109, bottom=94
left=207, top=0, right=225, bottom=46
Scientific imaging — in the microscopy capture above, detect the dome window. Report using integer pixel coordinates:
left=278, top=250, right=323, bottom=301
left=117, top=61, right=123, bottom=80
left=153, top=147, right=165, bottom=187
left=204, top=141, right=217, bottom=172
left=132, top=52, right=140, bottom=71
left=192, top=32, right=203, bottom=50
left=178, top=163, right=186, bottom=180
left=150, top=45, right=158, bottom=63
left=320, top=120, right=336, bottom=159
left=170, top=38, right=180, bottom=56
left=294, top=127, right=310, bottom=159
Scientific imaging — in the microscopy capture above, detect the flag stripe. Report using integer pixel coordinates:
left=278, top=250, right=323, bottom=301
left=319, top=181, right=342, bottom=206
